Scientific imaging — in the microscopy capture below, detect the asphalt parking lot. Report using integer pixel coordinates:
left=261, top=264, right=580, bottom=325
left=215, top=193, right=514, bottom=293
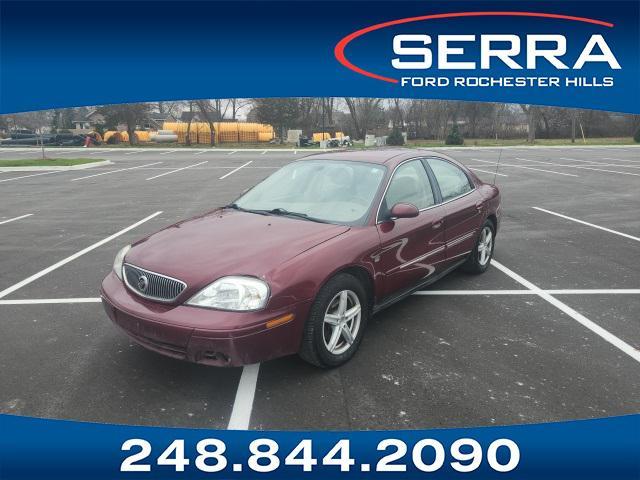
left=1, top=145, right=639, bottom=431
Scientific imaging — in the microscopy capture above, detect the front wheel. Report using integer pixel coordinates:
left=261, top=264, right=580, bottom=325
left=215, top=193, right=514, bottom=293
left=462, top=220, right=495, bottom=273
left=299, top=273, right=368, bottom=368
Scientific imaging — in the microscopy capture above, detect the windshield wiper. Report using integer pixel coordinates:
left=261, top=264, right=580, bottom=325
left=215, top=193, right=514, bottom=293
left=223, top=203, right=269, bottom=215
left=226, top=204, right=327, bottom=223
left=267, top=208, right=328, bottom=223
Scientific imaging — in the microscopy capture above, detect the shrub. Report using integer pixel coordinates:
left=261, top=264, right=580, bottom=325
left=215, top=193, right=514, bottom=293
left=634, top=127, right=640, bottom=143
left=386, top=127, right=405, bottom=146
left=445, top=125, right=464, bottom=145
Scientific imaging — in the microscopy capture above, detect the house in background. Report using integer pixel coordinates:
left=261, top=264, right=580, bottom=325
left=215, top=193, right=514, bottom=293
left=72, top=109, right=105, bottom=133
left=179, top=111, right=205, bottom=123
left=143, top=112, right=175, bottom=130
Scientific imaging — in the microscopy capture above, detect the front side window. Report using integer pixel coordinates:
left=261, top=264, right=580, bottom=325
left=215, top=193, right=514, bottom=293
left=235, top=160, right=386, bottom=225
left=427, top=158, right=473, bottom=202
left=379, top=160, right=435, bottom=220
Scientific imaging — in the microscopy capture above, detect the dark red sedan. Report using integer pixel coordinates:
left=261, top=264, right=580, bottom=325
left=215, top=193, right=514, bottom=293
left=101, top=149, right=501, bottom=367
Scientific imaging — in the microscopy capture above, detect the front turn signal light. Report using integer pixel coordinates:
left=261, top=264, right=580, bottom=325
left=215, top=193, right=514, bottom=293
left=266, top=313, right=294, bottom=329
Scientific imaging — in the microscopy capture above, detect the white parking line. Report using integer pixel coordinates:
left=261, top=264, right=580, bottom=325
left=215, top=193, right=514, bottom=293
left=0, top=298, right=101, bottom=305
left=228, top=363, right=260, bottom=430
left=159, top=150, right=178, bottom=155
left=556, top=157, right=604, bottom=165
left=549, top=289, right=640, bottom=294
left=124, top=150, right=144, bottom=155
left=602, top=156, right=640, bottom=164
left=146, top=161, right=208, bottom=180
left=508, top=164, right=578, bottom=177
left=491, top=260, right=640, bottom=364
left=0, top=211, right=162, bottom=299
left=89, top=150, right=111, bottom=155
left=0, top=213, right=33, bottom=225
left=228, top=151, right=237, bottom=155
left=533, top=207, right=640, bottom=243
left=261, top=150, right=267, bottom=155
left=194, top=150, right=209, bottom=155
left=600, top=164, right=640, bottom=169
left=219, top=161, right=253, bottom=180
left=517, top=158, right=640, bottom=177
left=71, top=162, right=162, bottom=181
left=413, top=289, right=640, bottom=295
left=0, top=171, right=60, bottom=183
left=473, top=158, right=578, bottom=177
left=473, top=160, right=638, bottom=169
left=469, top=167, right=508, bottom=177
left=570, top=165, right=640, bottom=177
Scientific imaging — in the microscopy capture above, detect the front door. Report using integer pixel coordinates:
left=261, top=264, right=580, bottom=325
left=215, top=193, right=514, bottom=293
left=374, top=159, right=447, bottom=299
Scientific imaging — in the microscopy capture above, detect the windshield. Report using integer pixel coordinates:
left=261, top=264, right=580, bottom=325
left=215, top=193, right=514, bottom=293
left=234, top=160, right=386, bottom=225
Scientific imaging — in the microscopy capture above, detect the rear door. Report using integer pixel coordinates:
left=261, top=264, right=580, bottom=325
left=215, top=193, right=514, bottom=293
left=425, top=158, right=483, bottom=266
left=374, top=159, right=447, bottom=299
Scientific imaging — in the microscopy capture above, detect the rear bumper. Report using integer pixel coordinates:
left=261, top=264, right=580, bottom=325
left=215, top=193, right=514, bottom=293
left=100, top=272, right=311, bottom=367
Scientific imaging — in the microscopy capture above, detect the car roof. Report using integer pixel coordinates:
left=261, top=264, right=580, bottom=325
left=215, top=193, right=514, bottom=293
left=303, top=148, right=453, bottom=167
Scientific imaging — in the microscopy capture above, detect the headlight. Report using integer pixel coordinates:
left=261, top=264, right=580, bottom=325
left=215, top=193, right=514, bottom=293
left=113, top=245, right=131, bottom=280
left=186, top=276, right=269, bottom=311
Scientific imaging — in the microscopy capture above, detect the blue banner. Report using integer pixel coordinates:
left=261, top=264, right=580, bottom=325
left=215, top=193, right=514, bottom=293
left=0, top=1, right=638, bottom=113
left=1, top=414, right=639, bottom=479
left=1, top=2, right=639, bottom=479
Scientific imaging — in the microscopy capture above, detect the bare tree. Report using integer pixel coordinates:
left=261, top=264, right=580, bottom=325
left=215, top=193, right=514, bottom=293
left=185, top=101, right=195, bottom=146
left=519, top=104, right=539, bottom=142
left=389, top=99, right=405, bottom=128
left=195, top=100, right=218, bottom=145
left=156, top=101, right=181, bottom=119
left=230, top=99, right=250, bottom=120
left=343, top=98, right=384, bottom=139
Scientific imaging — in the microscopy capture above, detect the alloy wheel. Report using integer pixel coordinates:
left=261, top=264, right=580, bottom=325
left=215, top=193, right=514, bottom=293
left=322, top=290, right=362, bottom=355
left=478, top=226, right=493, bottom=266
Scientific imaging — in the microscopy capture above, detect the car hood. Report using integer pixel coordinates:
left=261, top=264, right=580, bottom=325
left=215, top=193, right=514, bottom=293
left=125, top=208, right=350, bottom=295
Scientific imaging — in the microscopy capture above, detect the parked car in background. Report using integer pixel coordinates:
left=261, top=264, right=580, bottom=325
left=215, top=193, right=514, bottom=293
left=101, top=149, right=501, bottom=368
left=0, top=132, right=87, bottom=146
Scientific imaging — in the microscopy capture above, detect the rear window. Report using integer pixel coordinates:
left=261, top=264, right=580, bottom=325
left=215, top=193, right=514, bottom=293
left=427, top=158, right=473, bottom=202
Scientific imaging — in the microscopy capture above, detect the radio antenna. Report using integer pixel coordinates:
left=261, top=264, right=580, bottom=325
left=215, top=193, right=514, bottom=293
left=493, top=148, right=503, bottom=185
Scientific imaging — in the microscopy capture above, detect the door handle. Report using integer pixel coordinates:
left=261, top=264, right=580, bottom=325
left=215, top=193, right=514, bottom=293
left=433, top=220, right=443, bottom=229
left=475, top=203, right=483, bottom=212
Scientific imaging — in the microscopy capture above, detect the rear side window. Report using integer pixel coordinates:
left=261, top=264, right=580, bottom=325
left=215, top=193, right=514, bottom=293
left=379, top=160, right=435, bottom=219
left=427, top=158, right=473, bottom=202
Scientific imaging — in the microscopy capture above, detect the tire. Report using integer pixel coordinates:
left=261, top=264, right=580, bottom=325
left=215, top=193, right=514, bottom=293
left=299, top=273, right=368, bottom=368
left=461, top=220, right=495, bottom=274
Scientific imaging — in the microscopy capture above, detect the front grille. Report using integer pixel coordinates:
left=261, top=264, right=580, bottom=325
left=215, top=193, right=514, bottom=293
left=123, top=263, right=187, bottom=302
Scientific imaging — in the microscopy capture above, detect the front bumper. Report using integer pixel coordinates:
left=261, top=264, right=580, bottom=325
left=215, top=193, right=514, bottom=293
left=100, top=272, right=311, bottom=367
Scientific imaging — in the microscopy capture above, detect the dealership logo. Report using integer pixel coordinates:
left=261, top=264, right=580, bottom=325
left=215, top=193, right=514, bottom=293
left=335, top=11, right=620, bottom=87
left=137, top=275, right=149, bottom=292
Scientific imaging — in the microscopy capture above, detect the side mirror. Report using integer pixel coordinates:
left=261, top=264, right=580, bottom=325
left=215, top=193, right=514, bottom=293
left=389, top=203, right=419, bottom=220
